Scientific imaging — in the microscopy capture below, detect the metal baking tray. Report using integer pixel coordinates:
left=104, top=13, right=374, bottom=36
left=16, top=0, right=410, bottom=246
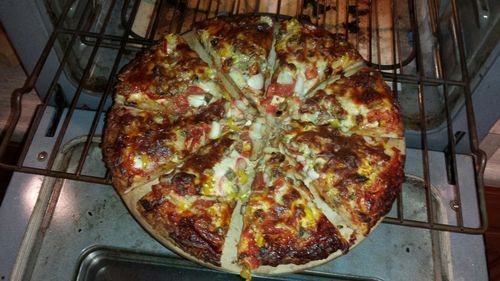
left=74, top=246, right=377, bottom=281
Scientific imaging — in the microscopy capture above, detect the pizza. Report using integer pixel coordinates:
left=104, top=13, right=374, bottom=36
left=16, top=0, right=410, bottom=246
left=263, top=18, right=364, bottom=116
left=196, top=16, right=275, bottom=107
left=280, top=122, right=405, bottom=235
left=137, top=135, right=248, bottom=265
left=138, top=181, right=237, bottom=266
left=103, top=16, right=405, bottom=279
left=238, top=151, right=352, bottom=276
left=114, top=34, right=251, bottom=121
left=102, top=93, right=252, bottom=194
left=294, top=66, right=404, bottom=137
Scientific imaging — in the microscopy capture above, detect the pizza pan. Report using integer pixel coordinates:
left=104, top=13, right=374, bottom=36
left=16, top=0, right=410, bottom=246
left=74, top=246, right=379, bottom=281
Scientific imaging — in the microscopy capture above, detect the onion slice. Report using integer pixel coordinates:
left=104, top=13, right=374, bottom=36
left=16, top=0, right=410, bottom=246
left=247, top=73, right=264, bottom=90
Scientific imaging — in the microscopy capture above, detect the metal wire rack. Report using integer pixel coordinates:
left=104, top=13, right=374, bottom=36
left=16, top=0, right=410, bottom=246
left=0, top=0, right=487, bottom=234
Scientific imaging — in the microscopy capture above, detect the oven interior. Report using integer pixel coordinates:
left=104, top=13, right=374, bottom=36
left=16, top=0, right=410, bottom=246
left=0, top=0, right=493, bottom=280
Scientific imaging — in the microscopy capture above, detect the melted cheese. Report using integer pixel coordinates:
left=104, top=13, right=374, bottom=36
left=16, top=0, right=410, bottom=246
left=132, top=154, right=152, bottom=171
left=197, top=80, right=221, bottom=97
left=187, top=95, right=207, bottom=107
left=153, top=115, right=164, bottom=124
left=270, top=95, right=285, bottom=106
left=306, top=168, right=320, bottom=181
left=171, top=195, right=197, bottom=212
left=209, top=121, right=221, bottom=139
left=128, top=92, right=142, bottom=102
left=300, top=205, right=322, bottom=229
left=274, top=185, right=290, bottom=205
left=358, top=158, right=374, bottom=177
left=338, top=97, right=361, bottom=115
left=259, top=16, right=273, bottom=27
left=206, top=203, right=225, bottom=227
left=247, top=73, right=264, bottom=90
left=303, top=77, right=318, bottom=95
left=164, top=34, right=178, bottom=54
left=210, top=150, right=247, bottom=196
left=174, top=131, right=187, bottom=150
left=294, top=73, right=305, bottom=96
left=340, top=116, right=356, bottom=130
left=229, top=70, right=246, bottom=88
left=316, top=60, right=328, bottom=76
left=300, top=112, right=320, bottom=123
left=277, top=69, right=294, bottom=84
left=249, top=118, right=265, bottom=140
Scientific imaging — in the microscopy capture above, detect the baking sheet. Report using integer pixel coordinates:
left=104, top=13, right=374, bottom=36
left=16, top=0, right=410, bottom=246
left=15, top=138, right=442, bottom=281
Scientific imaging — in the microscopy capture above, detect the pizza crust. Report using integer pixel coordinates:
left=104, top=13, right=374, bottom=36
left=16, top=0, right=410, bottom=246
left=220, top=199, right=244, bottom=272
left=183, top=31, right=212, bottom=66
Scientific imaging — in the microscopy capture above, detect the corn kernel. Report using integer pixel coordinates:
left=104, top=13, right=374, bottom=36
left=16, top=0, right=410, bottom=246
left=238, top=170, right=248, bottom=184
left=255, top=231, right=265, bottom=247
left=227, top=118, right=240, bottom=131
left=330, top=119, right=340, bottom=128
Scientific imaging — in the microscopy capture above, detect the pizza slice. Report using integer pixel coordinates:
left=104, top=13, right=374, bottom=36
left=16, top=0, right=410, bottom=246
left=137, top=181, right=236, bottom=266
left=262, top=18, right=364, bottom=115
left=237, top=151, right=351, bottom=275
left=115, top=34, right=234, bottom=123
left=103, top=104, right=242, bottom=194
left=295, top=67, right=404, bottom=137
left=136, top=134, right=262, bottom=266
left=281, top=122, right=405, bottom=235
left=196, top=16, right=275, bottom=106
left=165, top=135, right=255, bottom=198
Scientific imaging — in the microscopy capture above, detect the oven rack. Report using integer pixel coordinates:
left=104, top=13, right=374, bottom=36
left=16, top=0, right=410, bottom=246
left=0, top=0, right=487, bottom=234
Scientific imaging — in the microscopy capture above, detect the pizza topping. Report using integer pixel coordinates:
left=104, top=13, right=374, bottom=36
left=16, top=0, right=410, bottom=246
left=238, top=152, right=350, bottom=269
left=267, top=83, right=295, bottom=98
left=209, top=121, right=222, bottom=139
left=247, top=73, right=264, bottom=90
left=211, top=150, right=247, bottom=196
left=294, top=73, right=305, bottom=96
left=153, top=135, right=255, bottom=200
left=271, top=18, right=365, bottom=108
left=281, top=123, right=404, bottom=232
left=277, top=70, right=294, bottom=85
left=293, top=66, right=403, bottom=137
left=132, top=154, right=151, bottom=171
left=196, top=16, right=275, bottom=106
left=305, top=67, right=318, bottom=80
left=114, top=34, right=232, bottom=123
left=188, top=94, right=208, bottom=107
left=185, top=85, right=207, bottom=95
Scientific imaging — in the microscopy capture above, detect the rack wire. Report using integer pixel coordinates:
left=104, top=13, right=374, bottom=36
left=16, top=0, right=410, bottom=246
left=0, top=0, right=487, bottom=234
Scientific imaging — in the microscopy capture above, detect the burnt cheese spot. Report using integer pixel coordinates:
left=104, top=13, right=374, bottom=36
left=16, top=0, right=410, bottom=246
left=257, top=216, right=349, bottom=267
left=171, top=172, right=199, bottom=196
left=210, top=38, right=219, bottom=46
left=183, top=137, right=234, bottom=174
left=193, top=99, right=226, bottom=122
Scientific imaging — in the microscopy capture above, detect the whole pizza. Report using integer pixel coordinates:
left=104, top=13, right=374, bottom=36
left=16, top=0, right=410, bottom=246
left=103, top=16, right=405, bottom=279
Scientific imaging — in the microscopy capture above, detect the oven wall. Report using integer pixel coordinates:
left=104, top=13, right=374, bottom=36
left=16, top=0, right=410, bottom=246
left=0, top=0, right=58, bottom=99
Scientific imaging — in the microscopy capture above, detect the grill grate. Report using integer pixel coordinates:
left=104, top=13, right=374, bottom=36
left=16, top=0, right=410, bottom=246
left=0, top=0, right=487, bottom=234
